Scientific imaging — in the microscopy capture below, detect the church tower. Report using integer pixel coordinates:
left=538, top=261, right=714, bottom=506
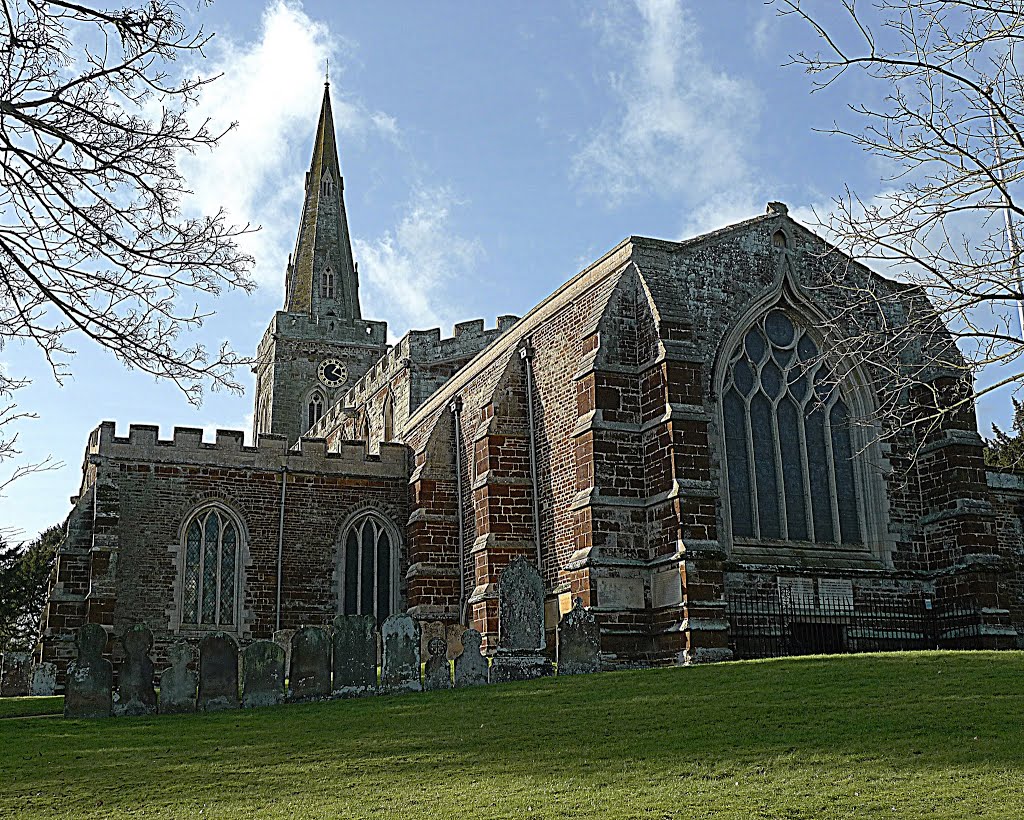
left=253, top=81, right=387, bottom=445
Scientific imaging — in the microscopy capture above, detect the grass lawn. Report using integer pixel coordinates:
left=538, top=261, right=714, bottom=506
left=1, top=651, right=1023, bottom=819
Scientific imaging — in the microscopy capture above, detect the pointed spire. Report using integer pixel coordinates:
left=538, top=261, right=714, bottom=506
left=284, top=82, right=360, bottom=319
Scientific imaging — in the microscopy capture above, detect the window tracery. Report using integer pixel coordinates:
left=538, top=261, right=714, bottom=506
left=320, top=267, right=335, bottom=300
left=307, top=390, right=325, bottom=431
left=339, top=513, right=398, bottom=624
left=180, top=505, right=242, bottom=628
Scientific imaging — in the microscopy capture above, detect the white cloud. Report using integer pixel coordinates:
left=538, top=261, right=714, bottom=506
left=573, top=0, right=760, bottom=219
left=354, top=187, right=482, bottom=339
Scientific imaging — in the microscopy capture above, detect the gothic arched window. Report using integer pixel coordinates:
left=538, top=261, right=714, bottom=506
left=722, top=308, right=862, bottom=545
left=321, top=268, right=335, bottom=300
left=339, top=513, right=398, bottom=624
left=382, top=392, right=395, bottom=442
left=307, top=390, right=325, bottom=431
left=181, top=505, right=242, bottom=628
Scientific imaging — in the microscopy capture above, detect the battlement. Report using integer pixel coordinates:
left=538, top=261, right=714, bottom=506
left=87, top=421, right=408, bottom=477
left=262, top=310, right=388, bottom=348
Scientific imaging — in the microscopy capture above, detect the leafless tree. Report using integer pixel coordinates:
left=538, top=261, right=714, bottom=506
left=775, top=0, right=1024, bottom=446
left=0, top=0, right=255, bottom=490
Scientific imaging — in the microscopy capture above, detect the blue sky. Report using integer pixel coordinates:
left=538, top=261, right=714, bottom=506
left=1, top=0, right=1015, bottom=539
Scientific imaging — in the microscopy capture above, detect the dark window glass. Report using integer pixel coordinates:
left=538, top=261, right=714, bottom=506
left=376, top=529, right=391, bottom=625
left=806, top=407, right=835, bottom=543
left=360, top=523, right=375, bottom=615
left=751, top=393, right=781, bottom=538
left=778, top=398, right=808, bottom=541
left=344, top=530, right=359, bottom=616
left=724, top=389, right=753, bottom=537
left=342, top=516, right=397, bottom=622
left=831, top=402, right=862, bottom=544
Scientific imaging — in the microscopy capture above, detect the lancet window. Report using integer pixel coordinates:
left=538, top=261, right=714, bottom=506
left=321, top=268, right=335, bottom=300
left=307, top=390, right=325, bottom=431
left=722, top=308, right=862, bottom=545
left=339, top=513, right=398, bottom=624
left=180, top=505, right=242, bottom=628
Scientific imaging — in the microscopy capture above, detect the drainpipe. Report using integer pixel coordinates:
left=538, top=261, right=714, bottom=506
left=520, top=343, right=543, bottom=570
left=275, top=465, right=288, bottom=632
left=450, top=397, right=467, bottom=624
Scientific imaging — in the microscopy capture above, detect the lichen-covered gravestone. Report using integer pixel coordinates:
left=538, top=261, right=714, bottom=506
left=114, top=624, right=157, bottom=716
left=556, top=598, right=601, bottom=675
left=288, top=626, right=331, bottom=702
left=159, top=641, right=197, bottom=714
left=454, top=628, right=489, bottom=687
left=490, top=557, right=554, bottom=683
left=423, top=637, right=452, bottom=690
left=332, top=614, right=377, bottom=697
left=64, top=623, right=112, bottom=719
left=0, top=651, right=32, bottom=697
left=197, top=632, right=239, bottom=712
left=242, top=640, right=286, bottom=708
left=380, top=613, right=421, bottom=693
left=31, top=662, right=57, bottom=696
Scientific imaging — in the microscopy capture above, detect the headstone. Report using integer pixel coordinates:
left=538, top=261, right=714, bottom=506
left=242, top=640, right=286, bottom=708
left=64, top=623, right=112, bottom=718
left=423, top=637, right=452, bottom=691
left=556, top=599, right=601, bottom=675
left=490, top=557, right=553, bottom=683
left=454, top=628, right=489, bottom=687
left=288, top=626, right=331, bottom=702
left=332, top=614, right=377, bottom=697
left=380, top=613, right=421, bottom=693
left=159, top=641, right=197, bottom=714
left=0, top=651, right=32, bottom=697
left=197, top=632, right=239, bottom=712
left=273, top=628, right=296, bottom=673
left=31, top=662, right=57, bottom=696
left=114, top=624, right=157, bottom=716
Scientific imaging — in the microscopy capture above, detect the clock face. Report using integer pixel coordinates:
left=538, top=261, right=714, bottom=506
left=318, top=358, right=348, bottom=388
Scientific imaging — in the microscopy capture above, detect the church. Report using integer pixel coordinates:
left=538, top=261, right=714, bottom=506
left=36, top=84, right=1024, bottom=682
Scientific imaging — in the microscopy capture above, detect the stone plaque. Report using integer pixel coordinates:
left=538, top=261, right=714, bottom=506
left=381, top=613, right=421, bottom=693
left=498, top=557, right=545, bottom=651
left=242, top=640, right=286, bottom=708
left=64, top=623, right=112, bottom=719
left=454, top=628, right=489, bottom=687
left=159, top=642, right=197, bottom=715
left=818, top=578, right=854, bottom=609
left=197, top=632, right=239, bottom=712
left=596, top=577, right=645, bottom=610
left=332, top=614, right=377, bottom=697
left=653, top=568, right=683, bottom=608
left=557, top=599, right=601, bottom=675
left=423, top=637, right=453, bottom=691
left=0, top=651, right=32, bottom=697
left=113, top=624, right=156, bottom=717
left=777, top=576, right=814, bottom=605
left=31, top=662, right=57, bottom=697
left=288, top=626, right=331, bottom=702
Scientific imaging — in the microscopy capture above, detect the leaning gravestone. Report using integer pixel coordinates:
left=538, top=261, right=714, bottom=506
left=31, top=662, right=57, bottom=696
left=0, top=651, right=32, bottom=697
left=491, top=557, right=554, bottom=683
left=332, top=614, right=377, bottom=697
left=423, top=637, right=452, bottom=691
left=197, top=632, right=239, bottom=712
left=159, top=641, right=197, bottom=714
left=114, top=624, right=157, bottom=716
left=454, top=628, right=489, bottom=687
left=556, top=598, right=601, bottom=675
left=242, top=640, right=286, bottom=708
left=64, top=623, right=112, bottom=719
left=380, top=613, right=421, bottom=693
left=288, top=626, right=331, bottom=702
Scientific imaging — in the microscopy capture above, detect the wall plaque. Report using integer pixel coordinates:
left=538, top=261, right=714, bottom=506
left=777, top=576, right=814, bottom=605
left=596, top=577, right=645, bottom=610
left=652, top=568, right=683, bottom=608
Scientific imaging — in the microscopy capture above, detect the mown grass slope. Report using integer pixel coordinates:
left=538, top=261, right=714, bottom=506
left=2, top=651, right=1023, bottom=819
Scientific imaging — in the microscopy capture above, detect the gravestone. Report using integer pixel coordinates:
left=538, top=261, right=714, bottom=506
left=159, top=641, right=197, bottom=714
left=380, top=613, right=421, bottom=693
left=0, top=651, right=32, bottom=697
left=332, top=614, right=377, bottom=697
left=64, top=623, right=112, bottom=719
left=114, top=624, right=157, bottom=716
left=490, top=557, right=553, bottom=683
left=556, top=599, right=601, bottom=675
left=273, top=628, right=296, bottom=674
left=454, top=628, right=489, bottom=687
left=197, top=632, right=239, bottom=712
left=31, top=662, right=57, bottom=696
left=423, top=637, right=452, bottom=691
left=288, top=626, right=331, bottom=702
left=242, top=640, right=286, bottom=708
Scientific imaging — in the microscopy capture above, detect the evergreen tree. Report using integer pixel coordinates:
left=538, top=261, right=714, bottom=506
left=986, top=399, right=1024, bottom=469
left=0, top=525, right=63, bottom=652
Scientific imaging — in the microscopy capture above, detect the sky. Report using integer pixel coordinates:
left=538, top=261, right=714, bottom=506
left=1, top=0, right=1018, bottom=540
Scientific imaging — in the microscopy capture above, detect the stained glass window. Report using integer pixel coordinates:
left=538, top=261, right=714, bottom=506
left=722, top=308, right=863, bottom=545
left=180, top=507, right=241, bottom=627
left=340, top=514, right=396, bottom=625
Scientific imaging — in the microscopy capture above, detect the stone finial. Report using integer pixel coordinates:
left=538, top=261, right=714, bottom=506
left=423, top=637, right=452, bottom=691
left=198, top=632, right=240, bottom=712
left=556, top=598, right=601, bottom=675
left=454, top=628, right=489, bottom=687
left=64, top=623, right=112, bottom=719
left=114, top=624, right=157, bottom=716
left=767, top=201, right=789, bottom=215
left=159, top=642, right=197, bottom=714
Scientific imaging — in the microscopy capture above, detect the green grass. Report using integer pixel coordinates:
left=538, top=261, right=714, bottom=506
left=2, top=651, right=1023, bottom=818
left=0, top=695, right=62, bottom=719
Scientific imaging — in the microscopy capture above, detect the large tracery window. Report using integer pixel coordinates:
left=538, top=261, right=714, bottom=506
left=340, top=513, right=398, bottom=625
left=722, top=308, right=862, bottom=545
left=181, top=506, right=242, bottom=627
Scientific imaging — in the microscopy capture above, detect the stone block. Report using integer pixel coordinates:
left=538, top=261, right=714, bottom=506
left=423, top=637, right=452, bottom=690
left=454, top=628, right=489, bottom=687
left=557, top=599, right=601, bottom=675
left=159, top=642, right=197, bottom=715
left=0, top=651, right=32, bottom=697
left=242, top=640, right=286, bottom=708
left=31, top=662, right=57, bottom=696
left=490, top=653, right=553, bottom=684
left=198, top=632, right=239, bottom=712
left=381, top=613, right=421, bottom=693
left=288, top=626, right=331, bottom=702
left=114, top=624, right=157, bottom=716
left=332, top=614, right=377, bottom=697
left=64, top=624, right=112, bottom=719
left=498, top=556, right=545, bottom=652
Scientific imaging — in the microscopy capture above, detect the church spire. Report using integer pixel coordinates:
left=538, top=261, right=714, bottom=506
left=284, top=81, right=361, bottom=319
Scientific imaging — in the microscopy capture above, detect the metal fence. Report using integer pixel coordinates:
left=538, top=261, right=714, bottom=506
left=726, top=591, right=982, bottom=659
